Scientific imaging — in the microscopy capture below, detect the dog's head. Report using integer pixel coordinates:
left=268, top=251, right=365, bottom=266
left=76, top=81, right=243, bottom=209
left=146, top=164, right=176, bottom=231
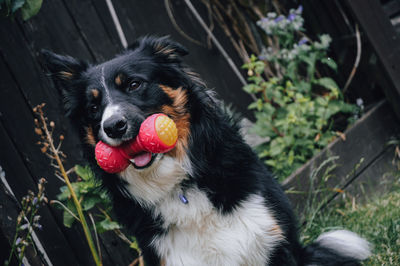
left=42, top=36, right=201, bottom=172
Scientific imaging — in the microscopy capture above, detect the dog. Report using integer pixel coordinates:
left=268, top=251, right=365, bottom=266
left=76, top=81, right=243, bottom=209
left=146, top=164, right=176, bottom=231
left=42, top=36, right=371, bottom=266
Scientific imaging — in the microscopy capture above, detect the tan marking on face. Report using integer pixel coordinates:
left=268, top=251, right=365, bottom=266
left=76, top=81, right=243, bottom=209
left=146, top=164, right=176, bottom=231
left=91, top=89, right=99, bottom=98
left=59, top=71, right=73, bottom=79
left=85, top=126, right=96, bottom=146
left=156, top=47, right=175, bottom=56
left=115, top=73, right=124, bottom=86
left=160, top=85, right=190, bottom=160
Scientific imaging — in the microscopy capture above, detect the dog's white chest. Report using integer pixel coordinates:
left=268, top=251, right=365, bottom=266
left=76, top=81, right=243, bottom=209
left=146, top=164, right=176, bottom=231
left=152, top=191, right=284, bottom=266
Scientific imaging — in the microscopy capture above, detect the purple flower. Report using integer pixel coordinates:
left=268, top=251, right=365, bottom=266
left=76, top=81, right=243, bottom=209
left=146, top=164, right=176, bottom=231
left=298, top=37, right=308, bottom=46
left=32, top=197, right=38, bottom=205
left=258, top=55, right=267, bottom=60
left=287, top=13, right=296, bottom=22
left=20, top=223, right=29, bottom=230
left=297, top=5, right=303, bottom=14
left=261, top=17, right=269, bottom=22
left=274, top=15, right=284, bottom=23
left=15, top=237, right=22, bottom=245
left=34, top=223, right=43, bottom=230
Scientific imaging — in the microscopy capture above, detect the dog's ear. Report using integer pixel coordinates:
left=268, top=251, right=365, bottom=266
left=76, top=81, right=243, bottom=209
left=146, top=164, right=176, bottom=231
left=41, top=50, right=88, bottom=82
left=132, top=36, right=189, bottom=63
left=41, top=50, right=88, bottom=116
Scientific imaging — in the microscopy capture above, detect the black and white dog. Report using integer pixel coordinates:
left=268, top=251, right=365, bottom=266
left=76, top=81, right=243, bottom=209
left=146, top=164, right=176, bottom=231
left=42, top=36, right=371, bottom=266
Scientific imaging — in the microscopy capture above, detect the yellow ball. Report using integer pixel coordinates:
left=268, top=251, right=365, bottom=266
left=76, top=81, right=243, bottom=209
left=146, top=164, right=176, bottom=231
left=155, top=115, right=178, bottom=146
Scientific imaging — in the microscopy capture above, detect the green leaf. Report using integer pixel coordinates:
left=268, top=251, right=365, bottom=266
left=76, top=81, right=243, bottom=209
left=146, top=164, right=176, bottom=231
left=63, top=201, right=78, bottom=228
left=286, top=61, right=297, bottom=81
left=63, top=210, right=76, bottom=228
left=57, top=186, right=71, bottom=201
left=96, top=219, right=121, bottom=234
left=288, top=150, right=294, bottom=165
left=11, top=0, right=25, bottom=12
left=21, top=0, right=42, bottom=20
left=321, top=57, right=337, bottom=71
left=75, top=165, right=94, bottom=181
left=314, top=77, right=338, bottom=91
left=243, top=84, right=261, bottom=94
left=256, top=99, right=263, bottom=111
left=82, top=195, right=102, bottom=211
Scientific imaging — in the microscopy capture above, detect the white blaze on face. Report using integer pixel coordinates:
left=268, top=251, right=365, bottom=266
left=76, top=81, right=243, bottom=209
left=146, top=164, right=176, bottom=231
left=101, top=66, right=112, bottom=104
left=100, top=105, right=123, bottom=146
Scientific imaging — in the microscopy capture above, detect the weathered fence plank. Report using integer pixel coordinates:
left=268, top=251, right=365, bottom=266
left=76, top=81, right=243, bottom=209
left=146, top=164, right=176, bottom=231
left=345, top=0, right=400, bottom=119
left=62, top=0, right=121, bottom=61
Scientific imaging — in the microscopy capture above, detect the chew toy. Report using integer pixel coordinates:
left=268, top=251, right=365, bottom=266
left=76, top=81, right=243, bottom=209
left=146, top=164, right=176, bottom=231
left=95, top=113, right=178, bottom=173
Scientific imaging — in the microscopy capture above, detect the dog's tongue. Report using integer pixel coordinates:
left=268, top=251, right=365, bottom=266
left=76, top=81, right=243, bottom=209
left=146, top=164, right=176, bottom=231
left=132, top=152, right=152, bottom=167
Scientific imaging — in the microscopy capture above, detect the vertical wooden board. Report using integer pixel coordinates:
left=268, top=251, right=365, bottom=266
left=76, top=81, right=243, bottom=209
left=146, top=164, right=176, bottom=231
left=382, top=0, right=400, bottom=18
left=62, top=0, right=121, bottom=62
left=345, top=0, right=400, bottom=119
left=111, top=0, right=254, bottom=115
left=0, top=38, right=79, bottom=202
left=283, top=101, right=400, bottom=217
left=0, top=54, right=98, bottom=265
left=90, top=0, right=124, bottom=47
left=0, top=16, right=85, bottom=169
left=17, top=0, right=93, bottom=61
left=0, top=122, right=81, bottom=266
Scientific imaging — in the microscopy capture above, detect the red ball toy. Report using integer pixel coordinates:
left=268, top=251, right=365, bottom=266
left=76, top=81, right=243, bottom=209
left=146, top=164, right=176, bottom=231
left=95, top=113, right=178, bottom=173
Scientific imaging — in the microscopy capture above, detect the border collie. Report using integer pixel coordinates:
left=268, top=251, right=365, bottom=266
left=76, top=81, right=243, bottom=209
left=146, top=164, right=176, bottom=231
left=42, top=36, right=371, bottom=266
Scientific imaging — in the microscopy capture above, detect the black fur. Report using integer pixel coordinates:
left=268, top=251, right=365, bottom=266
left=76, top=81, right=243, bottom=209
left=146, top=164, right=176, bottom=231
left=42, top=36, right=367, bottom=266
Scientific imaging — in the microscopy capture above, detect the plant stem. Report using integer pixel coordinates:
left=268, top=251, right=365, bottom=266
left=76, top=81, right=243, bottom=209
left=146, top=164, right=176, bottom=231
left=38, top=109, right=102, bottom=266
left=6, top=219, right=21, bottom=266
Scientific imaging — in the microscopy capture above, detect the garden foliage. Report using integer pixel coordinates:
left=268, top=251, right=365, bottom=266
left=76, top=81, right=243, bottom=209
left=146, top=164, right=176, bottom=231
left=0, top=0, right=42, bottom=20
left=56, top=165, right=120, bottom=233
left=243, top=6, right=357, bottom=179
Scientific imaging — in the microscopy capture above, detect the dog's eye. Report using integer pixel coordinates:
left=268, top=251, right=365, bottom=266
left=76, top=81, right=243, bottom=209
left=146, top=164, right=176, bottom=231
left=127, top=80, right=142, bottom=92
left=90, top=104, right=98, bottom=113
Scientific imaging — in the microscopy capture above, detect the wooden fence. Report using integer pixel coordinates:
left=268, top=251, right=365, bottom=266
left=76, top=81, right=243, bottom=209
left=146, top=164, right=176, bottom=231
left=0, top=0, right=399, bottom=265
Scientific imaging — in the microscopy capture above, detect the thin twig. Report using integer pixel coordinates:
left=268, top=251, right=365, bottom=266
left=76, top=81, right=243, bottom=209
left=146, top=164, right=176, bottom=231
left=54, top=172, right=66, bottom=183
left=164, top=0, right=205, bottom=47
left=343, top=24, right=361, bottom=94
left=50, top=200, right=80, bottom=221
left=89, top=213, right=102, bottom=262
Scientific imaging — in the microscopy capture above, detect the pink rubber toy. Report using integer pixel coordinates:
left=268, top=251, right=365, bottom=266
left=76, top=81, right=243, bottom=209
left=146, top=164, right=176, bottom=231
left=95, top=113, right=178, bottom=173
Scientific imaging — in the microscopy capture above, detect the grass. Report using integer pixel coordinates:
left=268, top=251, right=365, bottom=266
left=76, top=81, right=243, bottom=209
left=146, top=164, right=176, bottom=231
left=300, top=180, right=400, bottom=265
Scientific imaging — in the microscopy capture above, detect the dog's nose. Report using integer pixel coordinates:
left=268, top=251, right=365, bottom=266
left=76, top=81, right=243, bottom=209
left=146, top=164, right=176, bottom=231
left=103, top=116, right=127, bottom=139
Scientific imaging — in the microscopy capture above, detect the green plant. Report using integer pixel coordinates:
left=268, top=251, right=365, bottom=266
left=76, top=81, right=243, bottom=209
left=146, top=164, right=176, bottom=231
left=0, top=0, right=43, bottom=20
left=53, top=165, right=143, bottom=265
left=33, top=103, right=102, bottom=266
left=243, top=6, right=357, bottom=180
left=4, top=177, right=47, bottom=266
left=34, top=104, right=143, bottom=266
